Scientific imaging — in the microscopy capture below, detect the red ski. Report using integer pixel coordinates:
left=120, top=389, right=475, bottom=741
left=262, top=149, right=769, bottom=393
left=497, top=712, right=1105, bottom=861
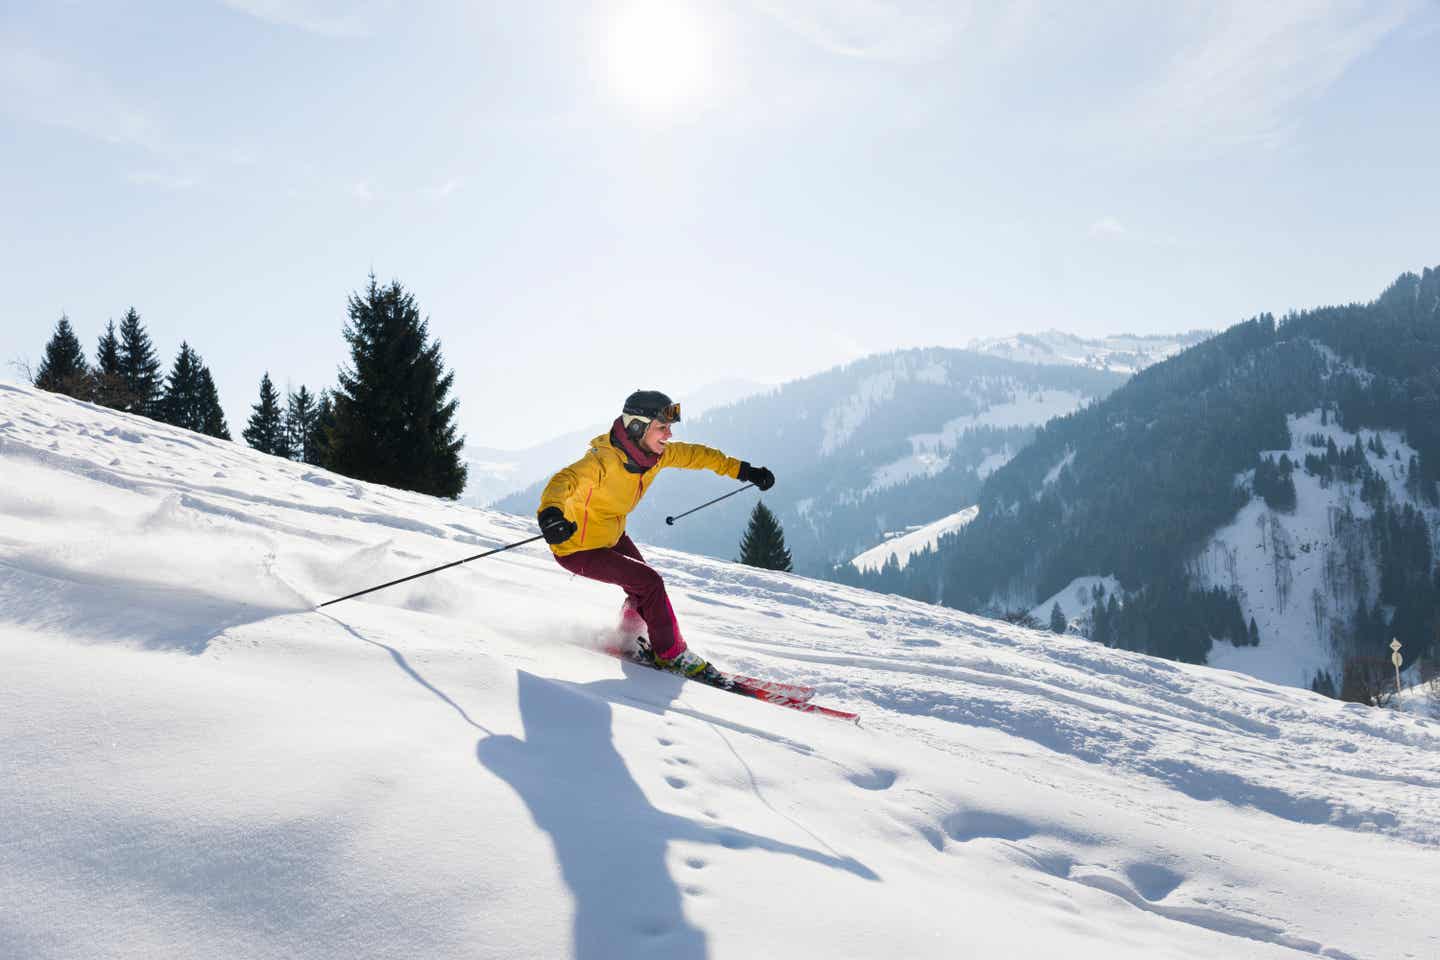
left=731, top=684, right=858, bottom=721
left=727, top=675, right=815, bottom=702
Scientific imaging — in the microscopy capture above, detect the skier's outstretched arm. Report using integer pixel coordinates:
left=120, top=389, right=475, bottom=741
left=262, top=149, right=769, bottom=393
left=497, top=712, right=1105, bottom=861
left=659, top=442, right=775, bottom=491
left=657, top=441, right=741, bottom=477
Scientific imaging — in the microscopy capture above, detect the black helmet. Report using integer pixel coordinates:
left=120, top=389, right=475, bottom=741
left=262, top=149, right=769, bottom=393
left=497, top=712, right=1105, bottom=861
left=621, top=389, right=681, bottom=443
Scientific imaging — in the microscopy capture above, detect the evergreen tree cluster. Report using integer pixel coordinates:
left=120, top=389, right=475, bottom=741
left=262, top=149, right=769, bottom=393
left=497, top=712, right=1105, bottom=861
left=1253, top=455, right=1296, bottom=511
left=32, top=310, right=230, bottom=440
left=239, top=377, right=336, bottom=466
left=1087, top=581, right=1251, bottom=664
left=1357, top=499, right=1440, bottom=665
left=30, top=274, right=467, bottom=500
left=1302, top=434, right=1387, bottom=502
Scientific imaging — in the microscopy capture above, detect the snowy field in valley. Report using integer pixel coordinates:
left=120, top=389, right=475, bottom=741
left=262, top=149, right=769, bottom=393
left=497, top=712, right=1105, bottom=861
left=3, top=382, right=1438, bottom=960
left=850, top=506, right=980, bottom=575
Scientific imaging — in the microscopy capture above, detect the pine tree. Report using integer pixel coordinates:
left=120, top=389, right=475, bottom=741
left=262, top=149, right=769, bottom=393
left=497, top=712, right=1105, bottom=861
left=308, top=390, right=335, bottom=466
left=160, top=342, right=206, bottom=431
left=196, top=367, right=231, bottom=440
left=116, top=308, right=162, bottom=417
left=159, top=344, right=229, bottom=440
left=243, top=372, right=291, bottom=457
left=738, top=501, right=793, bottom=572
left=93, top=320, right=126, bottom=410
left=285, top=386, right=318, bottom=464
left=1248, top=616, right=1261, bottom=647
left=328, top=275, right=467, bottom=497
left=1049, top=602, right=1067, bottom=634
left=34, top=314, right=91, bottom=399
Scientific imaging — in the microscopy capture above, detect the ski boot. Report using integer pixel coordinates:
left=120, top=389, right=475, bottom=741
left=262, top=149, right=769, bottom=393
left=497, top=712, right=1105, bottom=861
left=655, top=647, right=710, bottom=678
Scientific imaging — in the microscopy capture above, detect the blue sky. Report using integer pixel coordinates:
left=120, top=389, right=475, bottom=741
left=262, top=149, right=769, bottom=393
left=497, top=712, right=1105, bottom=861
left=3, top=1, right=1438, bottom=451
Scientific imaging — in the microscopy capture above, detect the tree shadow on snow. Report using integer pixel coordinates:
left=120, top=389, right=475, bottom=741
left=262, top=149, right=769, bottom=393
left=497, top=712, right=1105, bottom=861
left=477, top=669, right=876, bottom=960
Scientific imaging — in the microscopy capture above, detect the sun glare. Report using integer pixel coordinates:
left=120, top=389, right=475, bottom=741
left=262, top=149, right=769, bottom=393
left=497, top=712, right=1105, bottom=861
left=604, top=0, right=713, bottom=113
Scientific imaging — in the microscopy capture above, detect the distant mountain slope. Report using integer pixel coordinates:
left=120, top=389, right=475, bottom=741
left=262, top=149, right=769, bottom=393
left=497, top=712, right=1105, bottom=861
left=850, top=266, right=1440, bottom=691
left=968, top=330, right=1211, bottom=374
left=496, top=349, right=1125, bottom=572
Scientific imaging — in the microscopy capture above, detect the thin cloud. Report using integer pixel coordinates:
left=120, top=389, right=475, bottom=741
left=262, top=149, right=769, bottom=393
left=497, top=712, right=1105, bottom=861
left=751, top=0, right=962, bottom=63
left=1127, top=0, right=1420, bottom=149
left=219, top=0, right=392, bottom=38
left=1089, top=217, right=1125, bottom=238
left=0, top=48, right=157, bottom=148
left=129, top=171, right=199, bottom=190
left=426, top=177, right=465, bottom=200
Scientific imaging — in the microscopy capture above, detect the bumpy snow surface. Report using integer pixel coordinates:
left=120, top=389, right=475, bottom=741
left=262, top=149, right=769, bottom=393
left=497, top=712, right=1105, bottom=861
left=2, top=382, right=1437, bottom=960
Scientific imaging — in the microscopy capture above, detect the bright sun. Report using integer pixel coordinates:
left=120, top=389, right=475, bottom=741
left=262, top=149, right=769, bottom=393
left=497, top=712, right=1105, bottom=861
left=604, top=0, right=713, bottom=113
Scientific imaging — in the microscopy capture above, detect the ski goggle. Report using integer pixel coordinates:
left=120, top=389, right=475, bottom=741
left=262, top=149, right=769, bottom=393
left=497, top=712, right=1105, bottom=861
left=627, top=404, right=680, bottom=425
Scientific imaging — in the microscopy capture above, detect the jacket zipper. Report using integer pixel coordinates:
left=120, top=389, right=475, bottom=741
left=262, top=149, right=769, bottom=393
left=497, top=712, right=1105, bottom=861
left=579, top=486, right=594, bottom=546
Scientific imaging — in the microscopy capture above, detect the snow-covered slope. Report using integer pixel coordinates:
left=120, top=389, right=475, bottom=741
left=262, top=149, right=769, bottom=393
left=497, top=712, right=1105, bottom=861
left=3, top=382, right=1438, bottom=960
left=1194, top=410, right=1429, bottom=688
left=968, top=330, right=1211, bottom=374
left=865, top=387, right=1090, bottom=493
left=850, top=506, right=979, bottom=574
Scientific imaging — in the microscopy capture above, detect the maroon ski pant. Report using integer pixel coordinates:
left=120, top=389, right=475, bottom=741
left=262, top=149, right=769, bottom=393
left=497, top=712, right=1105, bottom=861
left=554, top=533, right=686, bottom=660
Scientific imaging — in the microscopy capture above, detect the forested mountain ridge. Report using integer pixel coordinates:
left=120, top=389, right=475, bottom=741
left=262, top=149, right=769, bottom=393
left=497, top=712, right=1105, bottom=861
left=842, top=267, right=1440, bottom=688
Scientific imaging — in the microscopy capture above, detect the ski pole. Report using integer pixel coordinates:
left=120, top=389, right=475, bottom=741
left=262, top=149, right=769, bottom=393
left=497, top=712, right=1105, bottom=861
left=317, top=532, right=546, bottom=608
left=665, top=484, right=756, bottom=526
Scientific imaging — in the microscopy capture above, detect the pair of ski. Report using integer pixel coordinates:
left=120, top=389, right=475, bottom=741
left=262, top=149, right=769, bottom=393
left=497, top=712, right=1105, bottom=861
left=604, top=639, right=859, bottom=722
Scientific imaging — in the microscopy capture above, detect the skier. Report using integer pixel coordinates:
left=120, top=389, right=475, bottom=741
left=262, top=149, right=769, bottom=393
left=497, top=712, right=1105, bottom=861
left=537, top=390, right=775, bottom=677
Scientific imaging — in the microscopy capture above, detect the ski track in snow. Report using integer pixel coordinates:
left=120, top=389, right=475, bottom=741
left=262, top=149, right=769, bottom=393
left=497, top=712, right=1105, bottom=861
left=2, top=383, right=1438, bottom=960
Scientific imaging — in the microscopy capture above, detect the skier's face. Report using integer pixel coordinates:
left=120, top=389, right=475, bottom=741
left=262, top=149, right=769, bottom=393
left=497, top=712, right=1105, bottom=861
left=640, top=418, right=673, bottom=455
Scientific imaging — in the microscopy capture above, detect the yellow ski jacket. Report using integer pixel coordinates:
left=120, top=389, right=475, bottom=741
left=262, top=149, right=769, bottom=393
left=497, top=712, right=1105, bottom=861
left=538, top=431, right=741, bottom=557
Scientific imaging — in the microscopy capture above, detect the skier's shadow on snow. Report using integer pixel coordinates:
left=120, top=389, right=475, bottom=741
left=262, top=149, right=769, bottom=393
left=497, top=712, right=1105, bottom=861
left=476, top=668, right=876, bottom=960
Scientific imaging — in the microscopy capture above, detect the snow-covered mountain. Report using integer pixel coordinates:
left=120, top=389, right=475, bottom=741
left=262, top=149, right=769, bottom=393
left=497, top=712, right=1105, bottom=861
left=858, top=267, right=1440, bottom=700
left=5, top=381, right=1438, bottom=959
left=968, top=330, right=1211, bottom=374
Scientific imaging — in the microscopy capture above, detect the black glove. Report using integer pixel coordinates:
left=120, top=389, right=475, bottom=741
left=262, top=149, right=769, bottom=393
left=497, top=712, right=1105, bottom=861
left=537, top=506, right=577, bottom=545
left=738, top=462, right=775, bottom=491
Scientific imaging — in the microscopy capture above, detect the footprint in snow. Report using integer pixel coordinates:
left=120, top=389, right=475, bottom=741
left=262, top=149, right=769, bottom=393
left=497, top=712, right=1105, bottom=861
left=847, top=768, right=898, bottom=791
left=943, top=810, right=1035, bottom=844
